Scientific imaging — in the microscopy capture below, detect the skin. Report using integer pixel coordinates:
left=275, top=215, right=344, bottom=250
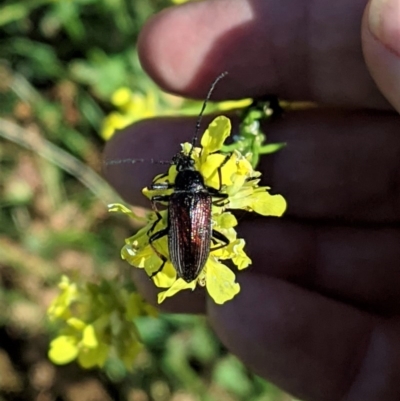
left=104, top=0, right=400, bottom=400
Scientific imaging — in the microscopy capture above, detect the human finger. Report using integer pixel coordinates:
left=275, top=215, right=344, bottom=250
left=129, top=216, right=400, bottom=316
left=238, top=218, right=400, bottom=316
left=208, top=273, right=400, bottom=401
left=138, top=0, right=389, bottom=108
left=362, top=0, right=400, bottom=113
left=103, top=108, right=400, bottom=222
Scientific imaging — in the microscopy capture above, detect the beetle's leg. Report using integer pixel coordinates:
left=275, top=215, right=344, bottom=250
left=148, top=172, right=170, bottom=189
left=208, top=186, right=229, bottom=207
left=148, top=226, right=169, bottom=278
left=148, top=194, right=170, bottom=234
left=146, top=196, right=171, bottom=279
left=150, top=194, right=170, bottom=212
left=211, top=237, right=221, bottom=246
left=149, top=259, right=168, bottom=279
left=148, top=211, right=163, bottom=235
left=149, top=181, right=175, bottom=190
left=207, top=187, right=227, bottom=197
left=210, top=229, right=230, bottom=251
left=204, top=154, right=232, bottom=193
left=216, top=154, right=232, bottom=191
left=208, top=189, right=229, bottom=208
left=205, top=154, right=232, bottom=208
left=149, top=225, right=169, bottom=244
left=149, top=259, right=166, bottom=279
left=212, top=196, right=229, bottom=207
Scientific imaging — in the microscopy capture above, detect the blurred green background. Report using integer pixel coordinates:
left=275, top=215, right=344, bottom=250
left=0, top=1, right=297, bottom=400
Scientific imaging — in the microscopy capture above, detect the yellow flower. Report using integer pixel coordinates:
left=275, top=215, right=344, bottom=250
left=47, top=276, right=156, bottom=370
left=109, top=116, right=286, bottom=304
left=101, top=88, right=159, bottom=140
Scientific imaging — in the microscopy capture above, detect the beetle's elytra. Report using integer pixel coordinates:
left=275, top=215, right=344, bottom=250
left=148, top=73, right=231, bottom=283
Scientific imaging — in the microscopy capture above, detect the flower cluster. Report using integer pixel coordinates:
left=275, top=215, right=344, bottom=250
left=110, top=116, right=286, bottom=305
left=48, top=276, right=156, bottom=369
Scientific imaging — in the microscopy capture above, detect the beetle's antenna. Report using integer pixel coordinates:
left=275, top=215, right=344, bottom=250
left=189, top=71, right=228, bottom=156
left=104, top=158, right=172, bottom=167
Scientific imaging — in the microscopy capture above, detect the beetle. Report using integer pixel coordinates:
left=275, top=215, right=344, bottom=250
left=147, top=72, right=232, bottom=283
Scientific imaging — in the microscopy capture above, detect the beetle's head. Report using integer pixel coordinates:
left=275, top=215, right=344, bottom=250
left=173, top=152, right=195, bottom=172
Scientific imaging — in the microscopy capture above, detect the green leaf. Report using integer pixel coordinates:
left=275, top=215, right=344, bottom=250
left=78, top=342, right=109, bottom=368
left=213, top=356, right=253, bottom=397
left=259, top=142, right=287, bottom=154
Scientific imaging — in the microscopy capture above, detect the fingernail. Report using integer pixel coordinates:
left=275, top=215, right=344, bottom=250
left=369, top=0, right=400, bottom=56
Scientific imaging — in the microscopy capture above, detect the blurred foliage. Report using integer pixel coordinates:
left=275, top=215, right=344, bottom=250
left=0, top=0, right=296, bottom=400
left=222, top=96, right=286, bottom=168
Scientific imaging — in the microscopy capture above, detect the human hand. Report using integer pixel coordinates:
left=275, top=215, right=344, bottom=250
left=104, top=1, right=400, bottom=400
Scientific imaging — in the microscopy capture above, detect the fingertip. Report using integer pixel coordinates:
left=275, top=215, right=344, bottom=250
left=137, top=0, right=260, bottom=99
left=137, top=4, right=194, bottom=93
left=362, top=0, right=400, bottom=112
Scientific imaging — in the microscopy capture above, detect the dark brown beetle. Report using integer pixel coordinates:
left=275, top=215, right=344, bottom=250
left=148, top=72, right=231, bottom=283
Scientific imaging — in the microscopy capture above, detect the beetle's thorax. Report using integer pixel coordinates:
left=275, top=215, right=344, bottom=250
left=172, top=152, right=206, bottom=192
left=174, top=168, right=206, bottom=192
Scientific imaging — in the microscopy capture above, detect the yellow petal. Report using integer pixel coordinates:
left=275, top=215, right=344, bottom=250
left=82, top=324, right=98, bottom=348
left=66, top=317, right=86, bottom=331
left=225, top=153, right=250, bottom=195
left=142, top=236, right=169, bottom=270
left=205, top=258, right=240, bottom=304
left=251, top=192, right=287, bottom=216
left=231, top=239, right=252, bottom=270
left=201, top=153, right=227, bottom=180
left=108, top=203, right=137, bottom=218
left=224, top=193, right=249, bottom=210
left=157, top=279, right=196, bottom=303
left=121, top=241, right=148, bottom=267
left=124, top=225, right=151, bottom=250
left=48, top=336, right=79, bottom=365
left=214, top=212, right=237, bottom=229
left=150, top=262, right=177, bottom=288
left=202, top=153, right=236, bottom=189
left=201, top=116, right=231, bottom=156
left=236, top=156, right=254, bottom=176
left=168, top=164, right=178, bottom=183
left=211, top=228, right=237, bottom=259
left=111, top=87, right=132, bottom=107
